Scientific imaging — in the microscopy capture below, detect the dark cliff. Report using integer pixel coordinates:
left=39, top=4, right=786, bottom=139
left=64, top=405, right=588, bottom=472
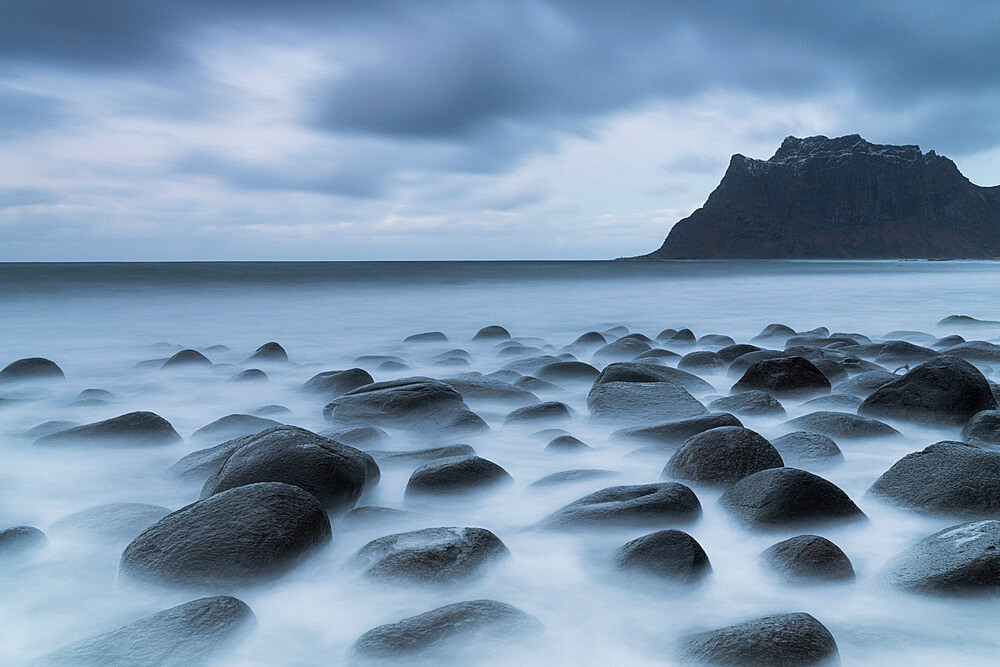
left=636, top=134, right=1000, bottom=259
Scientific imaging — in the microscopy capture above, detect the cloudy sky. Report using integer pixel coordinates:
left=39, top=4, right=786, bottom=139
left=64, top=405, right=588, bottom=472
left=2, top=1, right=999, bottom=260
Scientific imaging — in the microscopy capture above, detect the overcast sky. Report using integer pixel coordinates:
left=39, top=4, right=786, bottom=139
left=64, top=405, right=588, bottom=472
left=2, top=1, right=999, bottom=261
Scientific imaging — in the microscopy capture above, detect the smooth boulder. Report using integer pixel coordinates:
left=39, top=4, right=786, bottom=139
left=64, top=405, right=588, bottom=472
left=760, top=535, right=855, bottom=583
left=592, top=362, right=713, bottom=394
left=962, top=410, right=1000, bottom=446
left=540, top=482, right=701, bottom=529
left=732, top=356, right=831, bottom=399
left=664, top=427, right=783, bottom=487
left=614, top=413, right=742, bottom=449
left=0, top=357, right=64, bottom=381
left=301, top=368, right=374, bottom=397
left=783, top=411, right=899, bottom=440
left=588, top=382, right=707, bottom=425
left=719, top=468, right=864, bottom=529
left=883, top=520, right=1000, bottom=595
left=191, top=414, right=282, bottom=441
left=405, top=456, right=512, bottom=498
left=248, top=341, right=287, bottom=362
left=769, top=432, right=843, bottom=468
left=708, top=391, right=785, bottom=417
left=34, top=412, right=181, bottom=447
left=677, top=612, right=839, bottom=665
left=614, top=529, right=710, bottom=583
left=348, top=527, right=508, bottom=583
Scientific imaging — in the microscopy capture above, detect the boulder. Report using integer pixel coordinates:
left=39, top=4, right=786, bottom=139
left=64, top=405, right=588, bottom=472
left=867, top=442, right=1000, bottom=517
left=405, top=456, right=512, bottom=497
left=191, top=414, right=283, bottom=441
left=34, top=412, right=181, bottom=447
left=933, top=334, right=965, bottom=348
left=502, top=355, right=561, bottom=374
left=678, top=351, right=726, bottom=372
left=255, top=404, right=291, bottom=417
left=120, top=482, right=331, bottom=588
left=677, top=612, right=839, bottom=665
left=51, top=503, right=170, bottom=542
left=248, top=341, right=287, bottom=362
left=571, top=331, right=607, bottom=346
left=728, top=350, right=789, bottom=376
left=231, top=369, right=267, bottom=383
left=883, top=520, right=1000, bottom=595
left=0, top=357, right=64, bottom=381
left=719, top=468, right=865, bottom=529
left=349, top=600, right=539, bottom=663
left=592, top=362, right=713, bottom=394
left=537, top=361, right=600, bottom=382
left=539, top=482, right=701, bottom=529
left=759, top=535, right=855, bottom=583
left=943, top=340, right=1000, bottom=363
left=347, top=527, right=508, bottom=583
left=321, top=425, right=389, bottom=449
left=24, top=420, right=79, bottom=438
left=527, top=469, right=620, bottom=488
left=545, top=435, right=592, bottom=453
left=938, top=315, right=1000, bottom=327
left=859, top=357, right=997, bottom=425
left=810, top=358, right=849, bottom=385
left=369, top=445, right=476, bottom=465
left=323, top=377, right=487, bottom=436
left=636, top=349, right=681, bottom=362
left=161, top=349, right=211, bottom=369
left=0, top=526, right=46, bottom=559
left=769, top=432, right=843, bottom=468
left=717, top=344, right=763, bottom=363
left=300, top=368, right=374, bottom=398
left=40, top=596, right=255, bottom=666
left=588, top=382, right=707, bottom=425
left=614, top=529, right=710, bottom=583
left=405, top=331, right=447, bottom=343
left=667, top=328, right=697, bottom=345
left=708, top=391, right=785, bottom=417
left=783, top=411, right=900, bottom=440
left=732, top=357, right=831, bottom=399
left=613, top=413, right=742, bottom=449
left=442, top=372, right=538, bottom=404
left=473, top=325, right=511, bottom=341
left=504, top=401, right=572, bottom=424
left=592, top=337, right=652, bottom=363
left=801, top=394, right=863, bottom=412
left=874, top=340, right=939, bottom=366
left=834, top=370, right=898, bottom=397
left=201, top=426, right=379, bottom=514
left=664, top=427, right=783, bottom=487
left=699, top=334, right=736, bottom=349
left=962, top=410, right=1000, bottom=446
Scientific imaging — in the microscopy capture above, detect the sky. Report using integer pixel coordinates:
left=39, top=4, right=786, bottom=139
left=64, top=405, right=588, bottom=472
left=2, top=1, right=1000, bottom=261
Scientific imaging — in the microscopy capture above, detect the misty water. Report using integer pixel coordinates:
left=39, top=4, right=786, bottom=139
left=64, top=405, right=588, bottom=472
left=2, top=260, right=1000, bottom=665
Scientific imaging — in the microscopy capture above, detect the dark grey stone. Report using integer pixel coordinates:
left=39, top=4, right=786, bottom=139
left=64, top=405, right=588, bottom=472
left=677, top=612, right=839, bottom=665
left=732, top=356, right=831, bottom=399
left=719, top=467, right=865, bottom=529
left=191, top=414, right=283, bottom=441
left=709, top=391, right=785, bottom=417
left=35, top=412, right=181, bottom=447
left=783, top=411, right=900, bottom=440
left=405, top=456, right=512, bottom=497
left=760, top=535, right=855, bottom=583
left=884, top=520, right=1000, bottom=595
left=0, top=357, right=64, bottom=381
left=539, top=482, right=701, bottom=529
left=614, top=529, right=710, bottom=583
left=770, top=432, right=843, bottom=468
left=347, top=527, right=508, bottom=583
left=664, top=427, right=783, bottom=487
left=588, top=382, right=707, bottom=425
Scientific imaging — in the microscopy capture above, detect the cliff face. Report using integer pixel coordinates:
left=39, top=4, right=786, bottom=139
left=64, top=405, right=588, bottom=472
left=639, top=134, right=1000, bottom=259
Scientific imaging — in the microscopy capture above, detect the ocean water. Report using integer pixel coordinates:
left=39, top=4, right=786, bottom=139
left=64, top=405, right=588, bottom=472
left=1, top=259, right=999, bottom=665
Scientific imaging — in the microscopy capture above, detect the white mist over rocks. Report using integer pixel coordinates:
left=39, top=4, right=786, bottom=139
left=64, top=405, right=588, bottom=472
left=1, top=260, right=1000, bottom=665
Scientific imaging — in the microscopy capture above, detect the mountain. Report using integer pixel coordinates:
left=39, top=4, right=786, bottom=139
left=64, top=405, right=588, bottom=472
left=634, top=134, right=1000, bottom=259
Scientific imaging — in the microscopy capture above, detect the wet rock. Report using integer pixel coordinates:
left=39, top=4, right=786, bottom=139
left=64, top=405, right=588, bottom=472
left=405, top=331, right=447, bottom=343
left=732, top=356, right=831, bottom=399
left=938, top=315, right=1000, bottom=327
left=677, top=612, right=839, bottom=666
left=667, top=328, right=697, bottom=345
left=760, top=535, right=855, bottom=583
left=933, top=334, right=965, bottom=348
left=231, top=368, right=267, bottom=383
left=769, top=432, right=843, bottom=468
left=592, top=337, right=652, bottom=363
left=301, top=368, right=374, bottom=398
left=802, top=394, right=863, bottom=412
left=254, top=404, right=291, bottom=417
left=699, top=334, right=736, bottom=349
left=369, top=445, right=476, bottom=465
left=51, top=503, right=170, bottom=542
left=349, top=599, right=539, bottom=663
left=665, top=427, right=783, bottom=487
left=356, top=355, right=406, bottom=368
left=35, top=411, right=181, bottom=447
left=545, top=435, right=592, bottom=453
left=717, top=343, right=762, bottom=363
left=322, top=425, right=389, bottom=449
left=751, top=323, right=797, bottom=342
left=636, top=349, right=682, bottom=363
left=719, top=467, right=865, bottom=529
left=539, top=482, right=701, bottom=529
left=678, top=351, right=726, bottom=372
left=121, top=482, right=330, bottom=588
left=191, top=414, right=283, bottom=441
left=528, top=469, right=620, bottom=488
left=784, top=411, right=900, bottom=440
left=442, top=372, right=538, bottom=404
left=40, top=596, right=255, bottom=667
left=655, top=328, right=677, bottom=341
left=592, top=362, right=713, bottom=394
left=572, top=331, right=607, bottom=346
left=867, top=442, right=1000, bottom=517
left=24, top=420, right=79, bottom=438
left=248, top=342, right=287, bottom=363
left=76, top=388, right=113, bottom=401
left=833, top=370, right=898, bottom=397
left=504, top=401, right=572, bottom=424
left=874, top=340, right=939, bottom=366
left=810, top=358, right=849, bottom=385
left=708, top=391, right=785, bottom=417
left=324, top=377, right=487, bottom=436
left=0, top=357, right=64, bottom=381
left=859, top=357, right=997, bottom=425
left=515, top=376, right=561, bottom=393
left=473, top=325, right=511, bottom=341
left=962, top=410, right=1000, bottom=446
left=348, top=527, right=508, bottom=583
left=0, top=526, right=47, bottom=559
left=588, top=382, right=707, bottom=425
left=884, top=520, right=1000, bottom=595
left=727, top=350, right=792, bottom=376
left=161, top=349, right=211, bottom=369
left=537, top=360, right=600, bottom=382
left=614, top=529, right=710, bottom=583
left=943, top=340, right=1000, bottom=363
left=614, top=413, right=742, bottom=449
left=502, top=355, right=561, bottom=374
left=201, top=426, right=379, bottom=514
left=882, top=330, right=934, bottom=345
left=405, top=456, right=512, bottom=497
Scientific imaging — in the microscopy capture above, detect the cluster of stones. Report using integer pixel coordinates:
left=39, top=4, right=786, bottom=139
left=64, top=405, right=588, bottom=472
left=4, top=313, right=1000, bottom=664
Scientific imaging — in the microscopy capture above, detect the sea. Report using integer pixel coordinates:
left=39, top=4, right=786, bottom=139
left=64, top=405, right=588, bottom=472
left=1, top=259, right=999, bottom=665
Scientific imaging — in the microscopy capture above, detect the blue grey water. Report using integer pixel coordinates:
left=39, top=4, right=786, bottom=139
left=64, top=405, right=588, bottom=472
left=1, top=260, right=999, bottom=664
